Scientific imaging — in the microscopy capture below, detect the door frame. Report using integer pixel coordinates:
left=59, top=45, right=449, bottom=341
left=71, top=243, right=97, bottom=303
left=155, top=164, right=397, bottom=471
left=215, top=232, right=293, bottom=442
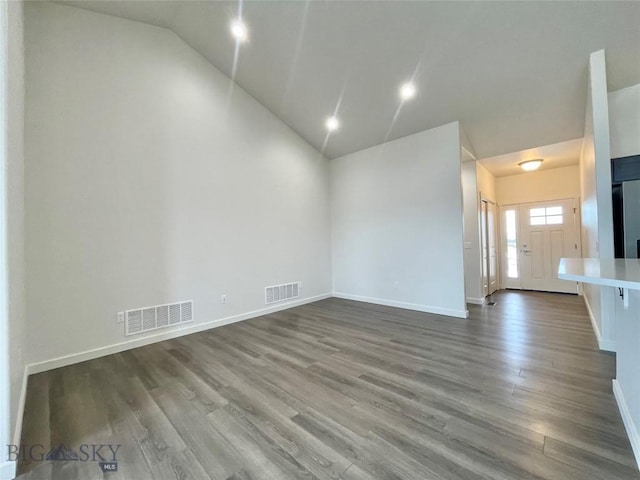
left=480, top=195, right=498, bottom=297
left=499, top=197, right=581, bottom=292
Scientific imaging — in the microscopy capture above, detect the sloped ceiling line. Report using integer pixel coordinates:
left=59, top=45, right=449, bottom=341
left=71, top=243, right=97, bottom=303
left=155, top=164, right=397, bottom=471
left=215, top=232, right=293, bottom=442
left=54, top=1, right=640, bottom=160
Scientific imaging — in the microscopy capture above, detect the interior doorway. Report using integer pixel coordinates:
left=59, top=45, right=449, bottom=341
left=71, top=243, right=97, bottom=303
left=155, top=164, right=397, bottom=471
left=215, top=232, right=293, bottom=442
left=480, top=198, right=498, bottom=297
left=500, top=198, right=580, bottom=294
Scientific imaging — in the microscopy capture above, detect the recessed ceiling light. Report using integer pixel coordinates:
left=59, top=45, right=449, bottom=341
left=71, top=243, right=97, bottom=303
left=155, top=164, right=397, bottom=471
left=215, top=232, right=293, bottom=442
left=399, top=82, right=416, bottom=101
left=519, top=159, right=544, bottom=171
left=326, top=116, right=339, bottom=132
left=230, top=19, right=248, bottom=42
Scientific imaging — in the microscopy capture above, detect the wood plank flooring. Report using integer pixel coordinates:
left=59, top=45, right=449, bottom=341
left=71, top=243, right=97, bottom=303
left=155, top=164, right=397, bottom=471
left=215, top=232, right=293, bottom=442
left=17, top=291, right=640, bottom=479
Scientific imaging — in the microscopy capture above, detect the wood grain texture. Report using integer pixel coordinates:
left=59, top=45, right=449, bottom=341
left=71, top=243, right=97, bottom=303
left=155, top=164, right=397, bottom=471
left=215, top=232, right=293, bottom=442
left=17, top=291, right=640, bottom=479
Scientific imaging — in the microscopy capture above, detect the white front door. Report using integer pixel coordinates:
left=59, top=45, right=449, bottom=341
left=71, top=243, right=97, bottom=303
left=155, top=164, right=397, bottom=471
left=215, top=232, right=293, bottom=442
left=501, top=199, right=580, bottom=294
left=520, top=199, right=579, bottom=293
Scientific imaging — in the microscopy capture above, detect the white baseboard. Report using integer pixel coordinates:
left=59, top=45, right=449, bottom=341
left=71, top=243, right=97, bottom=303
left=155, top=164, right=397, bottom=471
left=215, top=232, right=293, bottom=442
left=21, top=292, right=472, bottom=378
left=613, top=379, right=640, bottom=471
left=10, top=293, right=331, bottom=480
left=26, top=293, right=332, bottom=376
left=333, top=292, right=468, bottom=318
left=15, top=290, right=460, bottom=460
left=583, top=294, right=616, bottom=352
left=466, top=297, right=485, bottom=305
left=0, top=460, right=16, bottom=480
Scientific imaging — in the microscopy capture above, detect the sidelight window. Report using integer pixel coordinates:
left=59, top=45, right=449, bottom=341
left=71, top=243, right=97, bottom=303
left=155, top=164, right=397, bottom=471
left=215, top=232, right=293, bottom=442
left=505, top=209, right=518, bottom=278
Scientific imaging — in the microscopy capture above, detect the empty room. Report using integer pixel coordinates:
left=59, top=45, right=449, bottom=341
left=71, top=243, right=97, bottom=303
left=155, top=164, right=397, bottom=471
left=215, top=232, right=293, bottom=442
left=3, top=1, right=640, bottom=479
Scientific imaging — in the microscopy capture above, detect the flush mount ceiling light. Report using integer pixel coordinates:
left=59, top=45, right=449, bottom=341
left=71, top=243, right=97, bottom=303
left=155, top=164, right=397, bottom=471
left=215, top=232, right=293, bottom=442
left=230, top=19, right=248, bottom=42
left=326, top=116, right=340, bottom=132
left=519, top=159, right=544, bottom=171
left=399, top=82, right=416, bottom=101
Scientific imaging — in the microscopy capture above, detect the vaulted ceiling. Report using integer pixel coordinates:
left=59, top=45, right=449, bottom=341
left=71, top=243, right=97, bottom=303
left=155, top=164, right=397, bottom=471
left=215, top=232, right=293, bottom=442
left=56, top=1, right=640, bottom=160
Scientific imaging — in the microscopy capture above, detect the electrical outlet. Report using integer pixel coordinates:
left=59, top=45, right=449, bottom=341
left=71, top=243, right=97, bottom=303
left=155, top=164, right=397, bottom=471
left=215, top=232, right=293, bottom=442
left=116, top=312, right=125, bottom=323
left=220, top=294, right=227, bottom=304
left=394, top=280, right=400, bottom=289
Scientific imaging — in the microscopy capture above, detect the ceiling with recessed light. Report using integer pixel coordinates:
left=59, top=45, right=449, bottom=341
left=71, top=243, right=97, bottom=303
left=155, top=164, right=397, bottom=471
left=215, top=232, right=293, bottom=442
left=55, top=1, right=640, bottom=160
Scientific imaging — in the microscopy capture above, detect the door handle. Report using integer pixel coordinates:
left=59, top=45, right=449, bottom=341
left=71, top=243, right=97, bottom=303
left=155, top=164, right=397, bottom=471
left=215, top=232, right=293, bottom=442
left=521, top=249, right=532, bottom=254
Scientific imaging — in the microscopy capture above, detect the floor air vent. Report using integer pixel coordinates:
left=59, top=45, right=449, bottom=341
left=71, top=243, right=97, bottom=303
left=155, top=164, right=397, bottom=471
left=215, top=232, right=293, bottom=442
left=126, top=300, right=193, bottom=336
left=265, top=282, right=300, bottom=305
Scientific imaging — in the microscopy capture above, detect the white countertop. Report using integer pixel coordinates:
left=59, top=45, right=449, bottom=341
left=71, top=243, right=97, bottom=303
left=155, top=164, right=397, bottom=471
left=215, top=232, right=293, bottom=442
left=558, top=258, right=640, bottom=290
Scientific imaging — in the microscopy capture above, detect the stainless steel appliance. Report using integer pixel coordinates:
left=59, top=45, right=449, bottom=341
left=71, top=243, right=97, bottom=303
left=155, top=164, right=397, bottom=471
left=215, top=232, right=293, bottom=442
left=613, top=155, right=640, bottom=258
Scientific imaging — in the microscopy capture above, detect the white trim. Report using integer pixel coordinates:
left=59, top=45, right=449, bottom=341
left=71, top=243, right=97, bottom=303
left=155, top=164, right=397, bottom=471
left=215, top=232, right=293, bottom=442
left=26, top=293, right=332, bottom=375
left=583, top=294, right=616, bottom=352
left=500, top=197, right=579, bottom=208
left=613, top=379, right=640, bottom=471
left=0, top=460, right=16, bottom=480
left=333, top=292, right=469, bottom=318
left=466, top=297, right=485, bottom=305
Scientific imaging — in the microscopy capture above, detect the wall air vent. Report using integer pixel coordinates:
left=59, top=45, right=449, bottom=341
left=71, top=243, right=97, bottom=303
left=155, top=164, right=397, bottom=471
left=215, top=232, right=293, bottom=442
left=265, top=282, right=300, bottom=305
left=125, top=300, right=193, bottom=336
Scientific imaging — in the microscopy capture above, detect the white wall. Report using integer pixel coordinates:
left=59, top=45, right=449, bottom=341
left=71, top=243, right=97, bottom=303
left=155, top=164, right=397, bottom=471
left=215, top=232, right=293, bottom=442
left=459, top=124, right=476, bottom=159
left=7, top=0, right=25, bottom=449
left=613, top=288, right=640, bottom=469
left=497, top=165, right=580, bottom=206
left=0, top=1, right=9, bottom=473
left=460, top=125, right=483, bottom=304
left=2, top=2, right=25, bottom=478
left=331, top=122, right=467, bottom=318
left=24, top=3, right=332, bottom=369
left=590, top=51, right=615, bottom=261
left=580, top=81, right=601, bottom=341
left=591, top=51, right=616, bottom=351
left=609, top=84, right=640, bottom=159
left=579, top=50, right=615, bottom=351
left=476, top=162, right=496, bottom=202
left=462, top=161, right=483, bottom=303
